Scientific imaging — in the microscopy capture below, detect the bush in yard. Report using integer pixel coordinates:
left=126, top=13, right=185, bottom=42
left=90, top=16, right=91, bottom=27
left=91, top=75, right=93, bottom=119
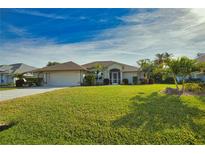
left=84, top=74, right=95, bottom=86
left=133, top=76, right=138, bottom=85
left=24, top=77, right=43, bottom=86
left=184, top=83, right=204, bottom=93
left=139, top=78, right=148, bottom=84
left=36, top=78, right=43, bottom=86
left=122, top=79, right=129, bottom=85
left=15, top=79, right=25, bottom=87
left=162, top=77, right=175, bottom=84
left=103, top=78, right=110, bottom=85
left=148, top=78, right=154, bottom=84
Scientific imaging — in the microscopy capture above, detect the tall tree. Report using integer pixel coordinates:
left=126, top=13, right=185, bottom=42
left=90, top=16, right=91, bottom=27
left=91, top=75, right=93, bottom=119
left=137, top=59, right=154, bottom=83
left=155, top=53, right=164, bottom=65
left=155, top=52, right=173, bottom=65
left=153, top=52, right=172, bottom=83
left=163, top=52, right=173, bottom=63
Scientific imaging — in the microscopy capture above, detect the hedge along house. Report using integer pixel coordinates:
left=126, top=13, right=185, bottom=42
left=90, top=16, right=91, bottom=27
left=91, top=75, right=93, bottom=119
left=33, top=61, right=88, bottom=86
left=82, top=61, right=141, bottom=84
left=0, top=63, right=37, bottom=85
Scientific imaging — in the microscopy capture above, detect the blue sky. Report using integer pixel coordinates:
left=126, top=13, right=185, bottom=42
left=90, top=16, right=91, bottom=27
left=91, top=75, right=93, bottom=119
left=0, top=8, right=205, bottom=67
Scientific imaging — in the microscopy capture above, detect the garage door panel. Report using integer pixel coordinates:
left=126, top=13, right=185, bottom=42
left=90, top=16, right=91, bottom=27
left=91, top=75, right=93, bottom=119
left=47, top=71, right=80, bottom=86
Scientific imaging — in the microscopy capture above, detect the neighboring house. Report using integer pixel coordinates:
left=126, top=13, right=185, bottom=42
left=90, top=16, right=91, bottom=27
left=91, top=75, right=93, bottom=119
left=0, top=63, right=37, bottom=85
left=33, top=61, right=88, bottom=86
left=33, top=60, right=141, bottom=86
left=197, top=53, right=205, bottom=63
left=82, top=61, right=140, bottom=85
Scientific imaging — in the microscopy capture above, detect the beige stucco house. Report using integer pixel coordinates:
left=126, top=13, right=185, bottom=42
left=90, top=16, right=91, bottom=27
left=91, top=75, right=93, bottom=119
left=82, top=61, right=140, bottom=85
left=34, top=61, right=87, bottom=86
left=34, top=61, right=141, bottom=86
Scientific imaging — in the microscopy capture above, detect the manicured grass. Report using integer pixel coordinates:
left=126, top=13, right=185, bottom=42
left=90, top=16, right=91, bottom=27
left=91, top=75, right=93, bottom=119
left=0, top=87, right=16, bottom=91
left=0, top=84, right=205, bottom=144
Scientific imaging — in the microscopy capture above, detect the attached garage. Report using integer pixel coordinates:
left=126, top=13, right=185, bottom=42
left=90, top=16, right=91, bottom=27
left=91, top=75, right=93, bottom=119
left=46, top=71, right=82, bottom=86
left=34, top=61, right=87, bottom=86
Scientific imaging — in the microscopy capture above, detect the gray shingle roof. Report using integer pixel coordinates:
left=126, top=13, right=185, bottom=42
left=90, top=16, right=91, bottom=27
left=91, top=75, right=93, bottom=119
left=0, top=63, right=37, bottom=74
left=197, top=53, right=205, bottom=62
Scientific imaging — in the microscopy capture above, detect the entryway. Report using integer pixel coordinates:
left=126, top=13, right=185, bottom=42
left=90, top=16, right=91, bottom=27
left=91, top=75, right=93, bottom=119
left=109, top=68, right=121, bottom=85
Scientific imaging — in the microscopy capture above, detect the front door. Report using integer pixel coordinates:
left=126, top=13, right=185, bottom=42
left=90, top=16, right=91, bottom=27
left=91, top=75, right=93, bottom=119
left=112, top=72, right=118, bottom=84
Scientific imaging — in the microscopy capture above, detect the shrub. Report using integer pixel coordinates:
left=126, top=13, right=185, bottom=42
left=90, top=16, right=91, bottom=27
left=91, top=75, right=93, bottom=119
left=133, top=76, right=138, bottom=85
left=162, top=77, right=175, bottom=84
left=24, top=77, right=43, bottom=86
left=36, top=78, right=43, bottom=86
left=15, top=79, right=25, bottom=87
left=84, top=74, right=95, bottom=86
left=184, top=83, right=203, bottom=93
left=0, top=83, right=15, bottom=87
left=139, top=78, right=148, bottom=84
left=103, top=78, right=110, bottom=85
left=148, top=78, right=154, bottom=84
left=122, top=79, right=129, bottom=85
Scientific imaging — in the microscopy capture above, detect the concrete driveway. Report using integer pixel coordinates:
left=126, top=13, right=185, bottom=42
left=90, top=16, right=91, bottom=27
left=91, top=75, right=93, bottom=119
left=0, top=86, right=66, bottom=102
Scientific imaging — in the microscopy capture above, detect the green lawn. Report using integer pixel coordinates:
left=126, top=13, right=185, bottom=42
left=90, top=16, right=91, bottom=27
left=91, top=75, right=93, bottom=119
left=0, top=88, right=16, bottom=91
left=0, top=84, right=205, bottom=144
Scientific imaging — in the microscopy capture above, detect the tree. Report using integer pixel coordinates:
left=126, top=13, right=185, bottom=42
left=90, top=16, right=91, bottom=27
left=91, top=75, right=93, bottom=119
left=93, top=64, right=105, bottom=81
left=154, top=52, right=173, bottom=65
left=46, top=61, right=60, bottom=66
left=163, top=52, right=173, bottom=64
left=155, top=53, right=164, bottom=65
left=195, top=62, right=205, bottom=73
left=137, top=59, right=154, bottom=83
left=167, top=57, right=197, bottom=93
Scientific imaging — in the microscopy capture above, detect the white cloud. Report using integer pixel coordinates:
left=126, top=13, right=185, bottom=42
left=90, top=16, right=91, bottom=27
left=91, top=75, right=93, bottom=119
left=1, top=9, right=205, bottom=67
left=7, top=25, right=29, bottom=36
left=14, top=9, right=66, bottom=20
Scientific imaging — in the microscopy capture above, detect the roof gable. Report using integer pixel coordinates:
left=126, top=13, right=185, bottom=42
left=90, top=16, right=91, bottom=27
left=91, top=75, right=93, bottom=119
left=0, top=63, right=36, bottom=74
left=82, top=61, right=138, bottom=72
left=33, top=61, right=87, bottom=72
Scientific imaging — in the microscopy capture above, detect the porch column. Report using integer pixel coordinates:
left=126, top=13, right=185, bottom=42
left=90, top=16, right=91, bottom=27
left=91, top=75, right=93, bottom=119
left=120, top=71, right=123, bottom=84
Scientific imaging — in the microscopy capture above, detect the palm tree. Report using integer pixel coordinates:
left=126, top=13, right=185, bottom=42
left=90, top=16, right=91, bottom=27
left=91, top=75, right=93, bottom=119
left=137, top=59, right=154, bottom=83
left=155, top=52, right=173, bottom=65
left=167, top=57, right=197, bottom=93
left=93, top=64, right=105, bottom=82
left=163, top=52, right=173, bottom=64
left=155, top=53, right=164, bottom=65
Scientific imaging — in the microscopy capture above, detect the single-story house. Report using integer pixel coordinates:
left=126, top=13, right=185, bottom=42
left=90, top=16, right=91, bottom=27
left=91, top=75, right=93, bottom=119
left=33, top=60, right=141, bottom=86
left=82, top=61, right=141, bottom=84
left=33, top=61, right=88, bottom=86
left=0, top=63, right=37, bottom=85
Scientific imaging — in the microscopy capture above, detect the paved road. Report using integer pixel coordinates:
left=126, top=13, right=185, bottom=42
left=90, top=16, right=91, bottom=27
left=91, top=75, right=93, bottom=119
left=0, top=87, right=66, bottom=102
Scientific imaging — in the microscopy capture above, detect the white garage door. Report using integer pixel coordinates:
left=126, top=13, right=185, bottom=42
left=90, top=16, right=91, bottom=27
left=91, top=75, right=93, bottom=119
left=47, top=71, right=81, bottom=86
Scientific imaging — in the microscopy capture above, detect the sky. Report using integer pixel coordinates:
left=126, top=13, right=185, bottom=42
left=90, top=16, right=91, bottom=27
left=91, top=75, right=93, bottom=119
left=0, top=8, right=205, bottom=67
